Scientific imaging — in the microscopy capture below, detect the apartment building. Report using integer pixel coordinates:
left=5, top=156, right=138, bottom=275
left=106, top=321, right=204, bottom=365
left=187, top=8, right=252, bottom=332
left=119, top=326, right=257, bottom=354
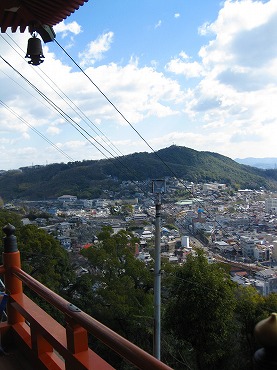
left=265, top=198, right=277, bottom=214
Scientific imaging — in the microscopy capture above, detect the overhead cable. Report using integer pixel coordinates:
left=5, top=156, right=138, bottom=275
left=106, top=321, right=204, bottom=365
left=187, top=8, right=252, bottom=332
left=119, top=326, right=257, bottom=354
left=0, top=99, right=74, bottom=161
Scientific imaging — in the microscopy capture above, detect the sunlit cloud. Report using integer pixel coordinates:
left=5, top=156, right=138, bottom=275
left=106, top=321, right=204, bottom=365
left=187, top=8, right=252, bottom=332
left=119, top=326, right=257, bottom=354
left=47, top=126, right=61, bottom=135
left=155, top=20, right=162, bottom=29
left=165, top=52, right=204, bottom=78
left=54, top=21, right=82, bottom=38
left=78, top=31, right=114, bottom=67
left=1, top=1, right=277, bottom=169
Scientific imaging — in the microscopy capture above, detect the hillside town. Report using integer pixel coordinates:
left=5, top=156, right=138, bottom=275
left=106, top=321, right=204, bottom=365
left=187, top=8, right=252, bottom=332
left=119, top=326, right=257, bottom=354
left=4, top=177, right=277, bottom=297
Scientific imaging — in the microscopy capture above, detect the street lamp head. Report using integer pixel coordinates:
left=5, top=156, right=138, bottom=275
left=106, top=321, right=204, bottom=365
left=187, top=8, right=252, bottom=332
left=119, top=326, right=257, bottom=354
left=152, top=179, right=166, bottom=194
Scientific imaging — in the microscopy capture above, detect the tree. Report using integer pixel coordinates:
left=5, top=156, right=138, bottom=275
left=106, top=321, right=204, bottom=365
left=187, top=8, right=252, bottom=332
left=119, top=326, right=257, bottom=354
left=69, top=228, right=154, bottom=368
left=0, top=210, right=74, bottom=321
left=0, top=210, right=72, bottom=292
left=121, top=204, right=133, bottom=215
left=0, top=210, right=22, bottom=238
left=234, top=285, right=266, bottom=369
left=234, top=287, right=277, bottom=370
left=164, top=250, right=237, bottom=370
left=17, top=224, right=72, bottom=292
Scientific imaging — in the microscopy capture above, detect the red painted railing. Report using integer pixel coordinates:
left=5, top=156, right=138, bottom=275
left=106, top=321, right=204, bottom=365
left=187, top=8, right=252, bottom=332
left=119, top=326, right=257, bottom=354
left=0, top=224, right=173, bottom=370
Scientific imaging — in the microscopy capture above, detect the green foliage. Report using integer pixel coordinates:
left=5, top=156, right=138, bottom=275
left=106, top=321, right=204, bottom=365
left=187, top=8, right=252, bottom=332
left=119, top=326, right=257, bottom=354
left=1, top=212, right=277, bottom=369
left=25, top=211, right=50, bottom=221
left=234, top=286, right=266, bottom=368
left=195, top=229, right=209, bottom=246
left=121, top=204, right=133, bottom=215
left=163, top=223, right=177, bottom=230
left=173, top=188, right=191, bottom=200
left=164, top=251, right=237, bottom=370
left=231, top=287, right=277, bottom=370
left=0, top=210, right=74, bottom=323
left=69, top=228, right=154, bottom=363
left=163, top=252, right=277, bottom=370
left=0, top=210, right=22, bottom=236
left=17, top=225, right=72, bottom=292
left=0, top=145, right=276, bottom=201
left=0, top=210, right=72, bottom=293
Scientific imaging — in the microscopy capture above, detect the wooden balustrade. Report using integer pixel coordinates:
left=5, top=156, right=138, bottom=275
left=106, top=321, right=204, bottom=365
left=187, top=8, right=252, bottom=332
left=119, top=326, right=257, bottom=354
left=0, top=224, right=173, bottom=370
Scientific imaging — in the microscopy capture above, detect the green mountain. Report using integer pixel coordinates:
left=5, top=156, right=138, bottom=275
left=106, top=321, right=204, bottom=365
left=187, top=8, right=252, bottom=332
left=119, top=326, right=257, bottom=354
left=1, top=145, right=277, bottom=201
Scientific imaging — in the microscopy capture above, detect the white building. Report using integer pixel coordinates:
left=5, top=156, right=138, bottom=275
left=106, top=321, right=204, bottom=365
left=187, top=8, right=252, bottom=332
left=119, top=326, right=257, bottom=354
left=95, top=199, right=109, bottom=208
left=137, top=252, right=153, bottom=263
left=254, top=269, right=277, bottom=295
left=203, top=183, right=226, bottom=192
left=58, top=195, right=77, bottom=203
left=253, top=244, right=270, bottom=261
left=240, top=236, right=261, bottom=259
left=181, top=236, right=190, bottom=248
left=265, top=198, right=277, bottom=214
left=214, top=241, right=234, bottom=253
left=83, top=199, right=94, bottom=208
left=133, top=213, right=148, bottom=221
left=140, top=230, right=154, bottom=240
left=271, top=240, right=277, bottom=260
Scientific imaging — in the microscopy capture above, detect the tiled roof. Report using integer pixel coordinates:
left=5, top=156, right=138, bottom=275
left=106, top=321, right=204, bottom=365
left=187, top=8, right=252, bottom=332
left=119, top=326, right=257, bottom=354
left=0, top=0, right=88, bottom=33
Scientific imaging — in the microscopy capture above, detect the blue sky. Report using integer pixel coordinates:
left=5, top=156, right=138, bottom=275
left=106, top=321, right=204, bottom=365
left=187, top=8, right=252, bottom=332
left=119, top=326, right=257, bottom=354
left=0, top=0, right=277, bottom=170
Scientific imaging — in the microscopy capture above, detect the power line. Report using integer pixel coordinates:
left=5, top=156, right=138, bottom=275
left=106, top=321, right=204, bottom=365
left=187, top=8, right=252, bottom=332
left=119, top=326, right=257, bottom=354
left=55, top=39, right=163, bottom=156
left=54, top=39, right=228, bottom=228
left=1, top=33, right=124, bottom=159
left=0, top=53, right=155, bottom=199
left=1, top=35, right=200, bottom=207
left=0, top=35, right=132, bottom=160
left=2, top=34, right=233, bottom=228
left=0, top=99, right=74, bottom=162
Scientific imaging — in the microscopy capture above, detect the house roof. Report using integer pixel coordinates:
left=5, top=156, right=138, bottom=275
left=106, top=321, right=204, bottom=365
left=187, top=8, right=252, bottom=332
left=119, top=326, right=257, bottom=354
left=82, top=243, right=93, bottom=249
left=0, top=0, right=88, bottom=33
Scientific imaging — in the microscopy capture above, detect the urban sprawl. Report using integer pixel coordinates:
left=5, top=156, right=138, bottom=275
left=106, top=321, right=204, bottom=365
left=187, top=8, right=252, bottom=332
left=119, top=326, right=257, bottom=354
left=5, top=178, right=277, bottom=297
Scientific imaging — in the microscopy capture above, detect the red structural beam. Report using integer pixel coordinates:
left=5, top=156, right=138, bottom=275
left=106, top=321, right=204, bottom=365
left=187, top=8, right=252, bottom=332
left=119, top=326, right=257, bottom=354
left=11, top=266, right=173, bottom=370
left=0, top=0, right=88, bottom=33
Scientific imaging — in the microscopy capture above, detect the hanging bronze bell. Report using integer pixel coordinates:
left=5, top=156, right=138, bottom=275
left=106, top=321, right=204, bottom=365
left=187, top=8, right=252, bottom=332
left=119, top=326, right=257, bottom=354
left=25, top=36, right=44, bottom=66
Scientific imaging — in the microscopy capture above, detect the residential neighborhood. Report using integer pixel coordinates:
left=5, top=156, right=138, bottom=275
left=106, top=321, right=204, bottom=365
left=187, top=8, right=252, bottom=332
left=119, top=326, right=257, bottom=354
left=5, top=177, right=277, bottom=296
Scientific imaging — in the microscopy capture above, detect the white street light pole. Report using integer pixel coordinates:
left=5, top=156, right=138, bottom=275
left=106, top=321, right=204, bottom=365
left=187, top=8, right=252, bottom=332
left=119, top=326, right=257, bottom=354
left=152, top=179, right=166, bottom=360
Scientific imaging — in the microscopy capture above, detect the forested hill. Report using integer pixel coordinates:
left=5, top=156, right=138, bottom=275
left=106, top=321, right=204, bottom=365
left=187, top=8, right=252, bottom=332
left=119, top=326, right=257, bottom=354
left=1, top=145, right=277, bottom=201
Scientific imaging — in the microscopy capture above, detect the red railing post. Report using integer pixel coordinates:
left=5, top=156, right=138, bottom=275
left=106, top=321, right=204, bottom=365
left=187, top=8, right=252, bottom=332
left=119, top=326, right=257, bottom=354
left=2, top=224, right=24, bottom=324
left=32, top=329, right=53, bottom=357
left=66, top=316, right=89, bottom=354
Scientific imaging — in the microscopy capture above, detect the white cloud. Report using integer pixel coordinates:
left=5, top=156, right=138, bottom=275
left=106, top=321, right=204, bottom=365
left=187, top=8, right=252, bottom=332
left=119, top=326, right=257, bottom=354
left=79, top=32, right=114, bottom=67
left=165, top=52, right=204, bottom=78
left=155, top=20, right=162, bottom=29
left=66, top=60, right=185, bottom=124
left=54, top=21, right=82, bottom=38
left=2, top=1, right=277, bottom=168
left=179, top=51, right=189, bottom=60
left=0, top=31, right=185, bottom=168
left=22, top=132, right=31, bottom=140
left=178, top=0, right=277, bottom=158
left=47, top=126, right=61, bottom=135
left=174, top=13, right=180, bottom=18
left=198, top=22, right=211, bottom=36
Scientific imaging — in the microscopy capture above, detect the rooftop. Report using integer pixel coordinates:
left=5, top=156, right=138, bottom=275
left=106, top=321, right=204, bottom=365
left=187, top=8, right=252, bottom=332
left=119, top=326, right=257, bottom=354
left=0, top=0, right=88, bottom=34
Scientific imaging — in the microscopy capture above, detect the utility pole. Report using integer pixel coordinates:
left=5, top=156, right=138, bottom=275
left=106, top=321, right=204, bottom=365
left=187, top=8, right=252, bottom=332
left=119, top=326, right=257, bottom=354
left=152, top=179, right=166, bottom=360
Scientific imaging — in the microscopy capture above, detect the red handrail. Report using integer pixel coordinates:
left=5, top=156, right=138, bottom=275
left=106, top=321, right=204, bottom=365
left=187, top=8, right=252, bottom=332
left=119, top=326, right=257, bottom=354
left=11, top=266, right=172, bottom=370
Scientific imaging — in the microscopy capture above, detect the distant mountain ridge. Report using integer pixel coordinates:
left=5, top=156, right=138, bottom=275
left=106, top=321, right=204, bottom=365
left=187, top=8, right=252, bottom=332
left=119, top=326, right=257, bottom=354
left=1, top=145, right=277, bottom=201
left=235, top=157, right=277, bottom=169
